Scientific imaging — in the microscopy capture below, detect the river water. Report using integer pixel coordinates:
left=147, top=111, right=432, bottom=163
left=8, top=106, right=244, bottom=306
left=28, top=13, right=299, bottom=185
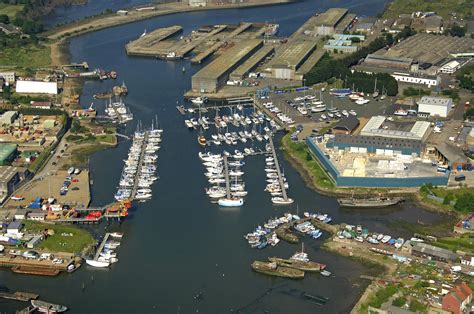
left=2, top=1, right=450, bottom=313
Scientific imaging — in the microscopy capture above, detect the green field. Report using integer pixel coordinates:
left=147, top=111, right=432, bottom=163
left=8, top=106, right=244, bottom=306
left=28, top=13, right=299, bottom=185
left=0, top=3, right=23, bottom=18
left=281, top=134, right=335, bottom=189
left=23, top=220, right=95, bottom=254
left=383, top=0, right=474, bottom=19
left=0, top=44, right=51, bottom=68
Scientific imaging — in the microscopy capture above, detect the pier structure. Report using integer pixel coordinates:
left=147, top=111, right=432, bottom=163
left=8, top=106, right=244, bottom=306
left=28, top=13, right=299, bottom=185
left=130, top=131, right=149, bottom=200
left=93, top=233, right=111, bottom=261
left=125, top=26, right=183, bottom=56
left=268, top=134, right=288, bottom=201
left=223, top=155, right=231, bottom=198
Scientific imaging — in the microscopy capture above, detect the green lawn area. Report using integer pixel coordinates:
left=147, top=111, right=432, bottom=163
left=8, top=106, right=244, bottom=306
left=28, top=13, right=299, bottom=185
left=434, top=234, right=474, bottom=253
left=0, top=3, right=23, bottom=18
left=0, top=44, right=51, bottom=68
left=23, top=220, right=95, bottom=254
left=69, top=144, right=111, bottom=168
left=383, top=0, right=473, bottom=19
left=281, top=133, right=334, bottom=189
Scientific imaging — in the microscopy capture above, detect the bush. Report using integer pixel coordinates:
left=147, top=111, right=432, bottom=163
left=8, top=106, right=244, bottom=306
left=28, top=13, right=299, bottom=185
left=409, top=300, right=425, bottom=312
left=403, top=87, right=430, bottom=97
left=392, top=296, right=406, bottom=307
left=454, top=193, right=474, bottom=213
left=443, top=192, right=454, bottom=205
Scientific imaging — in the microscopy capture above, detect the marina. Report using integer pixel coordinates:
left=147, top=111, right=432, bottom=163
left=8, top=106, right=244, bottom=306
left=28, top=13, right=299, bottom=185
left=86, top=232, right=123, bottom=268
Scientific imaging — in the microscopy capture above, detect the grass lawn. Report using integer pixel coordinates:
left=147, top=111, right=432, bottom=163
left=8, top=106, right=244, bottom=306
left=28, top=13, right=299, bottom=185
left=0, top=3, right=23, bottom=18
left=281, top=133, right=334, bottom=189
left=70, top=144, right=111, bottom=168
left=23, top=220, right=95, bottom=254
left=434, top=234, right=474, bottom=253
left=383, top=0, right=473, bottom=19
left=0, top=44, right=51, bottom=68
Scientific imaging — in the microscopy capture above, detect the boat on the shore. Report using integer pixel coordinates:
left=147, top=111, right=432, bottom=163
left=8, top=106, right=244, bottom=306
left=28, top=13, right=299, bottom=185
left=337, top=197, right=404, bottom=208
left=268, top=257, right=325, bottom=272
left=251, top=260, right=304, bottom=279
left=31, top=300, right=68, bottom=313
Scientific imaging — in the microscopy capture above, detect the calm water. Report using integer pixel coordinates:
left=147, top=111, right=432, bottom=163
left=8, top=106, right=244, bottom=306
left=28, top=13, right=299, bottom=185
left=1, top=1, right=449, bottom=312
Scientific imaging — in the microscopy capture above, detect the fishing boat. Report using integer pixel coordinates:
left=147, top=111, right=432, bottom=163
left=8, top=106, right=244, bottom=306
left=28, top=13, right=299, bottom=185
left=191, top=96, right=207, bottom=105
left=218, top=198, right=243, bottom=207
left=337, top=197, right=404, bottom=208
left=264, top=23, right=279, bottom=36
left=251, top=261, right=304, bottom=279
left=86, top=259, right=110, bottom=268
left=31, top=300, right=68, bottom=313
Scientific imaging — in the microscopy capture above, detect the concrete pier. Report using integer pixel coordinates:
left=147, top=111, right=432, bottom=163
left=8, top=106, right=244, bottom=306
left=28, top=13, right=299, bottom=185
left=268, top=134, right=288, bottom=201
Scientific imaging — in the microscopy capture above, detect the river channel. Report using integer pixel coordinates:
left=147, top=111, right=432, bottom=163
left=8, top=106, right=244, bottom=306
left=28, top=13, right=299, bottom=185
left=1, top=0, right=451, bottom=312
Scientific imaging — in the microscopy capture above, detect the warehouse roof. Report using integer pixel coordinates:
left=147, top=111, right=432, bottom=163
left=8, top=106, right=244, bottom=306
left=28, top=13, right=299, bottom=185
left=0, top=144, right=17, bottom=164
left=269, top=40, right=317, bottom=69
left=333, top=116, right=360, bottom=132
left=361, top=116, right=429, bottom=140
left=436, top=143, right=467, bottom=164
left=193, top=39, right=262, bottom=79
left=412, top=242, right=458, bottom=261
left=314, top=8, right=348, bottom=27
left=361, top=115, right=385, bottom=134
left=16, top=80, right=58, bottom=95
left=418, top=96, right=452, bottom=107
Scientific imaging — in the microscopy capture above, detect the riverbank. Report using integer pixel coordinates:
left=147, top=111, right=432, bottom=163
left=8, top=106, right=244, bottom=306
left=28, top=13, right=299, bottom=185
left=43, top=0, right=296, bottom=41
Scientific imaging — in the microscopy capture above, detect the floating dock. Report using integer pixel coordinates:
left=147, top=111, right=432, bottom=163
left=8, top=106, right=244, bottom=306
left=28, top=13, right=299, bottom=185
left=130, top=132, right=148, bottom=200
left=268, top=135, right=289, bottom=201
left=125, top=25, right=183, bottom=56
left=94, top=233, right=111, bottom=261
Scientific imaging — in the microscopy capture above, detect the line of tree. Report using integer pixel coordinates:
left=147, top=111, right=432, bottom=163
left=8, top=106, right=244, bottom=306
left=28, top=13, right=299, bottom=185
left=304, top=27, right=417, bottom=94
left=344, top=72, right=398, bottom=96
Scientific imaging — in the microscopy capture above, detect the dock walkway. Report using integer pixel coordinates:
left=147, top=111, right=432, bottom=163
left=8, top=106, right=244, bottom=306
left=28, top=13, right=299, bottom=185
left=223, top=155, right=231, bottom=198
left=94, top=233, right=111, bottom=261
left=268, top=135, right=288, bottom=201
left=130, top=132, right=148, bottom=200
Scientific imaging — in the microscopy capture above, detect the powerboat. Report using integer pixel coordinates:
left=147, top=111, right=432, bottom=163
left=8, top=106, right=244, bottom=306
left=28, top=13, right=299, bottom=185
left=218, top=198, right=244, bottom=207
left=86, top=259, right=110, bottom=268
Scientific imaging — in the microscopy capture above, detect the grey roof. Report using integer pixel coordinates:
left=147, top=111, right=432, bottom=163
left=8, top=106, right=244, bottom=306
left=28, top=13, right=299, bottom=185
left=8, top=221, right=22, bottom=229
left=418, top=96, right=452, bottom=108
left=436, top=143, right=467, bottom=164
left=333, top=116, right=360, bottom=132
left=412, top=242, right=458, bottom=261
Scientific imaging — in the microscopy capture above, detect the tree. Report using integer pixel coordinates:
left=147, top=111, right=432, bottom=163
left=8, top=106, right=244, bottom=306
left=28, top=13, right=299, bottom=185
left=454, top=193, right=474, bottom=213
left=392, top=296, right=407, bottom=307
left=0, top=14, right=9, bottom=24
left=443, top=192, right=454, bottom=205
left=447, top=25, right=466, bottom=37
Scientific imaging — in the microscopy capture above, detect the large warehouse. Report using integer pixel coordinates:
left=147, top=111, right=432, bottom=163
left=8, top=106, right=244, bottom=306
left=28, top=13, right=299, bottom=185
left=313, top=8, right=349, bottom=35
left=16, top=80, right=58, bottom=95
left=191, top=39, right=263, bottom=93
left=417, top=96, right=453, bottom=118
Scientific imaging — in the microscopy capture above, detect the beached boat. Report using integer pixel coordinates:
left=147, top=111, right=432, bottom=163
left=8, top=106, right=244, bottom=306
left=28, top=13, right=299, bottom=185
left=251, top=261, right=304, bottom=279
left=337, top=197, right=403, bottom=208
left=31, top=300, right=68, bottom=313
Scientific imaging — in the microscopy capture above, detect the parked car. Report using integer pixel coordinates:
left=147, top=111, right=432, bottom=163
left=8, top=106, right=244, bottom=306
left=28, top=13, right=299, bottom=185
left=22, top=251, right=39, bottom=259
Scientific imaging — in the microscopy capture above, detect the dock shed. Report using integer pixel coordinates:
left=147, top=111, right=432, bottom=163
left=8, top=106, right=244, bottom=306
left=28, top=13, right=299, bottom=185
left=14, top=209, right=28, bottom=220
left=7, top=221, right=23, bottom=235
left=191, top=39, right=263, bottom=93
left=0, top=111, right=18, bottom=125
left=411, top=242, right=458, bottom=262
left=417, top=96, right=452, bottom=118
left=331, top=116, right=360, bottom=134
left=27, top=212, right=46, bottom=221
left=27, top=235, right=43, bottom=249
left=0, top=144, right=17, bottom=165
left=314, top=8, right=348, bottom=35
left=16, top=80, right=58, bottom=95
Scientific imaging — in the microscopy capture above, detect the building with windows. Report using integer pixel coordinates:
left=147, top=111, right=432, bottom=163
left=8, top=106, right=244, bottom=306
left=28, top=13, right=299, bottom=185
left=417, top=96, right=453, bottom=118
left=0, top=72, right=15, bottom=83
left=314, top=8, right=349, bottom=36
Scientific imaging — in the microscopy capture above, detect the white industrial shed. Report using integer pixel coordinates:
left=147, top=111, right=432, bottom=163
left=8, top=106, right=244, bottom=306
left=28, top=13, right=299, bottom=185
left=16, top=80, right=58, bottom=95
left=417, top=96, right=453, bottom=118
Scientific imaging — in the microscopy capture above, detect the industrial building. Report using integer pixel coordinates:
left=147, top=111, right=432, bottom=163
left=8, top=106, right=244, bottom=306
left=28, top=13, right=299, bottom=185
left=391, top=72, right=440, bottom=88
left=313, top=8, right=348, bottom=36
left=438, top=60, right=462, bottom=74
left=16, top=80, right=58, bottom=95
left=191, top=39, right=262, bottom=93
left=0, top=144, right=18, bottom=165
left=411, top=242, right=458, bottom=263
left=360, top=116, right=431, bottom=142
left=417, top=96, right=453, bottom=118
left=0, top=71, right=15, bottom=83
left=265, top=40, right=317, bottom=80
left=189, top=0, right=207, bottom=6
left=229, top=46, right=274, bottom=81
left=0, top=111, right=18, bottom=125
left=0, top=166, right=28, bottom=203
left=331, top=116, right=360, bottom=134
left=323, top=34, right=365, bottom=53
left=303, top=116, right=450, bottom=188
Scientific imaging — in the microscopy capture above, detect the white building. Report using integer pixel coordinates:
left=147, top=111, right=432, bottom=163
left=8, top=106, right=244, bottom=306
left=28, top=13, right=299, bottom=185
left=16, top=80, right=58, bottom=95
left=438, top=60, right=461, bottom=74
left=0, top=72, right=15, bottom=83
left=189, top=0, right=206, bottom=7
left=391, top=72, right=440, bottom=87
left=417, top=96, right=453, bottom=118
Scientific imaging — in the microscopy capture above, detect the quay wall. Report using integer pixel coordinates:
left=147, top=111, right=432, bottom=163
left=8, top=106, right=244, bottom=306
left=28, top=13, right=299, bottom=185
left=305, top=137, right=450, bottom=188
